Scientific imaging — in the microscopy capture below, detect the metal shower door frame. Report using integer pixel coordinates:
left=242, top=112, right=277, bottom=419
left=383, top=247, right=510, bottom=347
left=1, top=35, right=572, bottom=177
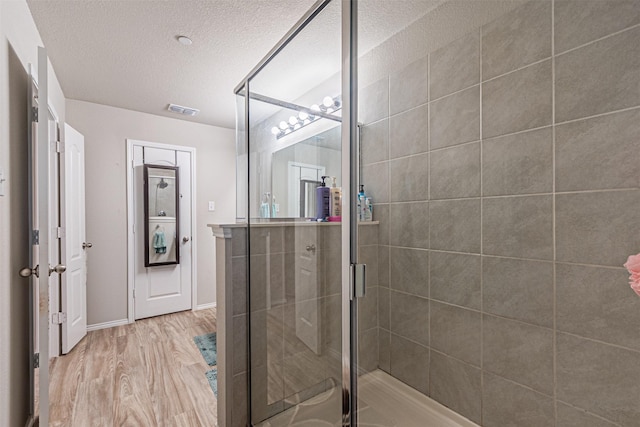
left=235, top=0, right=359, bottom=424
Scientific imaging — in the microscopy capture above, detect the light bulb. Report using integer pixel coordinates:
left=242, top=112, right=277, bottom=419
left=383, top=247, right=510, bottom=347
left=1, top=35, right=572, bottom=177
left=310, top=104, right=320, bottom=112
left=289, top=116, right=298, bottom=126
left=271, top=127, right=279, bottom=135
left=322, top=96, right=334, bottom=108
left=279, top=121, right=288, bottom=130
left=299, top=111, right=309, bottom=121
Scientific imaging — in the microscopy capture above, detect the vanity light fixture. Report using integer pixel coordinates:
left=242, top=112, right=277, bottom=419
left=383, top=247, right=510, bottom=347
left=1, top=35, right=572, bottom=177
left=168, top=103, right=199, bottom=116
left=271, top=96, right=341, bottom=140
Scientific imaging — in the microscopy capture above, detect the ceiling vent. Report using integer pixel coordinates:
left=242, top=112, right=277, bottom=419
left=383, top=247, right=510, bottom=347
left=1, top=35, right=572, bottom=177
left=168, top=103, right=199, bottom=116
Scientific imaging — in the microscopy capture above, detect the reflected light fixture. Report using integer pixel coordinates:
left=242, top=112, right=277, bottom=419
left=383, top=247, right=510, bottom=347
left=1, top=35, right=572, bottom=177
left=272, top=96, right=341, bottom=140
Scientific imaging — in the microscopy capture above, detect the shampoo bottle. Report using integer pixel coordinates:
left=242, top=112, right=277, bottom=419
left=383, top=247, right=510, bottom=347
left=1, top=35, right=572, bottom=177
left=357, top=185, right=366, bottom=221
left=329, top=177, right=342, bottom=221
left=316, top=176, right=330, bottom=220
left=260, top=192, right=271, bottom=218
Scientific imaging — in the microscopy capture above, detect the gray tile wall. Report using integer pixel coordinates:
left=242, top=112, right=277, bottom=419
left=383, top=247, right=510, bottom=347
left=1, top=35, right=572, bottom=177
left=360, top=1, right=640, bottom=426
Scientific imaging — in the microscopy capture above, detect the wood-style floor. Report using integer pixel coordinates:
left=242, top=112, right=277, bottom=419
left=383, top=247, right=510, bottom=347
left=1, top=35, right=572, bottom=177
left=48, top=309, right=218, bottom=427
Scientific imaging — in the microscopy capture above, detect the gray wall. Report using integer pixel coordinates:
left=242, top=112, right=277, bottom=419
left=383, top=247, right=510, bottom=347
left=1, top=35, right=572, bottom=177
left=0, top=1, right=67, bottom=424
left=66, top=100, right=236, bottom=326
left=362, top=1, right=640, bottom=426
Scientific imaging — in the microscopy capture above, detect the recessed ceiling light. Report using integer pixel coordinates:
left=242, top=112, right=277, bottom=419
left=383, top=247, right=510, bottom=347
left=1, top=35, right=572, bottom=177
left=177, top=36, right=192, bottom=46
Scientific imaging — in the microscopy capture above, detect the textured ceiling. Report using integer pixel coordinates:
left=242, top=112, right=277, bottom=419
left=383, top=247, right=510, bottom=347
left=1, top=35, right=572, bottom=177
left=28, top=0, right=443, bottom=129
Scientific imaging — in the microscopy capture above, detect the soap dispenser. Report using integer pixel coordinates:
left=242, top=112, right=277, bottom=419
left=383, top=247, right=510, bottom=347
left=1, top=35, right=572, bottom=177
left=316, top=176, right=330, bottom=220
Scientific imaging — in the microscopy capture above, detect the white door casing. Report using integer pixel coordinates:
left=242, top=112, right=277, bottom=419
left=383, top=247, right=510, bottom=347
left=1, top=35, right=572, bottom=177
left=61, top=124, right=87, bottom=353
left=128, top=141, right=195, bottom=320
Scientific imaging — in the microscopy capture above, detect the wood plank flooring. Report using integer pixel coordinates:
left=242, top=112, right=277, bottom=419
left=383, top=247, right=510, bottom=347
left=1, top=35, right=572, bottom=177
left=48, top=309, right=218, bottom=426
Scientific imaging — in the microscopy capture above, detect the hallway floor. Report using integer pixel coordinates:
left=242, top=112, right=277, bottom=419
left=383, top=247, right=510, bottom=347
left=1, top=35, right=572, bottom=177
left=48, top=308, right=218, bottom=426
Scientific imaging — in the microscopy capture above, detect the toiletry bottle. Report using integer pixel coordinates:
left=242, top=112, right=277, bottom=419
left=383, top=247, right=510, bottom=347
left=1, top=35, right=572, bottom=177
left=260, top=192, right=271, bottom=218
left=272, top=196, right=278, bottom=218
left=329, top=177, right=342, bottom=221
left=364, top=197, right=373, bottom=221
left=316, top=176, right=330, bottom=220
left=357, top=185, right=366, bottom=221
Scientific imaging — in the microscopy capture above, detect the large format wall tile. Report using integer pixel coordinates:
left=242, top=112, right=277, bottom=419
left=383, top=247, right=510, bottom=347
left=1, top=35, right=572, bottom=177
left=482, top=1, right=552, bottom=80
left=390, top=104, right=428, bottom=159
left=557, top=263, right=640, bottom=351
left=429, top=251, right=481, bottom=310
left=556, top=26, right=640, bottom=123
left=389, top=202, right=429, bottom=249
left=389, top=153, right=429, bottom=202
left=430, top=199, right=481, bottom=253
left=390, top=56, right=429, bottom=115
left=483, top=315, right=554, bottom=395
left=359, top=78, right=389, bottom=124
left=556, top=108, right=640, bottom=192
left=556, top=402, right=619, bottom=427
left=361, top=119, right=389, bottom=165
left=430, top=301, right=481, bottom=366
left=430, top=30, right=480, bottom=100
left=556, top=190, right=640, bottom=266
left=557, top=333, right=640, bottom=426
left=430, top=142, right=480, bottom=200
left=378, top=328, right=391, bottom=373
left=554, top=0, right=640, bottom=54
left=389, top=290, right=429, bottom=346
left=483, top=60, right=552, bottom=138
left=430, top=352, right=482, bottom=424
left=362, top=162, right=389, bottom=203
left=390, top=247, right=429, bottom=297
left=378, top=244, right=389, bottom=287
left=483, top=257, right=553, bottom=328
left=482, top=373, right=555, bottom=427
left=483, top=195, right=553, bottom=260
left=378, top=287, right=389, bottom=330
left=373, top=204, right=389, bottom=246
left=482, top=127, right=553, bottom=196
left=390, top=334, right=429, bottom=395
left=430, top=86, right=480, bottom=149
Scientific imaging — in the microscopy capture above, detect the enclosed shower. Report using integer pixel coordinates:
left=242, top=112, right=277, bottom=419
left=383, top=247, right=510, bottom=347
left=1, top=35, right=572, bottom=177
left=229, top=0, right=640, bottom=425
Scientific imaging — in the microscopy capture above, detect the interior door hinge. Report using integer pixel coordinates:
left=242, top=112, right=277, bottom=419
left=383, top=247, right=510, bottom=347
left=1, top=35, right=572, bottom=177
left=133, top=289, right=136, bottom=298
left=51, top=312, right=67, bottom=325
left=32, top=229, right=39, bottom=246
left=31, top=107, right=38, bottom=123
left=350, top=264, right=366, bottom=300
left=56, top=227, right=65, bottom=239
left=56, top=140, right=64, bottom=153
left=33, top=353, right=39, bottom=369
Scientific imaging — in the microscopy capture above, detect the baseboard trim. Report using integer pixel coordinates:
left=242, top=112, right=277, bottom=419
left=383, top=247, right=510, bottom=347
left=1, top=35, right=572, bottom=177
left=195, top=302, right=217, bottom=311
left=86, top=319, right=129, bottom=331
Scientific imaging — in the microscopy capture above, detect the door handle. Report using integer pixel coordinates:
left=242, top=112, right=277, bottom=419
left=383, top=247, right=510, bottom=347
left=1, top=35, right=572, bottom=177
left=49, top=264, right=66, bottom=276
left=306, top=244, right=316, bottom=252
left=82, top=242, right=93, bottom=249
left=19, top=265, right=39, bottom=278
left=182, top=236, right=190, bottom=243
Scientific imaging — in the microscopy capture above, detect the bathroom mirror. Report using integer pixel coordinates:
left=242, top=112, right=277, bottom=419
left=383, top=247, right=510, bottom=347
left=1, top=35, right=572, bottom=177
left=271, top=125, right=341, bottom=218
left=144, top=164, right=180, bottom=267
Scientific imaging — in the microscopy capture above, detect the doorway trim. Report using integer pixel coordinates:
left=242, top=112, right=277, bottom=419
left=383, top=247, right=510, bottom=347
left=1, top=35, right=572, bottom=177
left=125, top=139, right=197, bottom=323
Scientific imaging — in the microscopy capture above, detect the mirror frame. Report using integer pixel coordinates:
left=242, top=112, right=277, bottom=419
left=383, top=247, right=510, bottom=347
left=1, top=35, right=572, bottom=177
left=143, top=164, right=180, bottom=267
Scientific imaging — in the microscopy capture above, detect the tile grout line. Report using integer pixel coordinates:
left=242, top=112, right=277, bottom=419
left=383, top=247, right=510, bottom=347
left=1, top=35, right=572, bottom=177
left=426, top=52, right=432, bottom=398
left=551, top=1, right=558, bottom=424
left=478, top=25, right=485, bottom=425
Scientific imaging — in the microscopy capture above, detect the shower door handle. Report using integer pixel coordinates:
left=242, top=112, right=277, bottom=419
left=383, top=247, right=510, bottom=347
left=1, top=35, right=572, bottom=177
left=183, top=236, right=190, bottom=243
left=82, top=242, right=93, bottom=249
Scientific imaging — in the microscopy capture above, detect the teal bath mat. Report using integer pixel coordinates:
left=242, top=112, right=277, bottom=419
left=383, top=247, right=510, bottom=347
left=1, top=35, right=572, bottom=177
left=205, top=369, right=218, bottom=397
left=193, top=332, right=217, bottom=366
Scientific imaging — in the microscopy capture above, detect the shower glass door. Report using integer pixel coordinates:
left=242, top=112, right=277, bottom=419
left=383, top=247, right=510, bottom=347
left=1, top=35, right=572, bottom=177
left=238, top=0, right=353, bottom=424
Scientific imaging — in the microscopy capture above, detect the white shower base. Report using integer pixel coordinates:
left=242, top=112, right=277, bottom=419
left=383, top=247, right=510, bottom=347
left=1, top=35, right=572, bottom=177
left=257, top=369, right=479, bottom=426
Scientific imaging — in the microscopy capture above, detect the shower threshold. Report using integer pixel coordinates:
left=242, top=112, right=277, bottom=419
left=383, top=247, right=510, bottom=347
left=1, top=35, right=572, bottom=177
left=256, top=369, right=479, bottom=426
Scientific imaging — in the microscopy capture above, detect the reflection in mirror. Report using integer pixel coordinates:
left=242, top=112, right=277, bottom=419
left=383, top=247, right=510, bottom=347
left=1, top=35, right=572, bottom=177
left=271, top=125, right=341, bottom=218
left=144, top=165, right=180, bottom=266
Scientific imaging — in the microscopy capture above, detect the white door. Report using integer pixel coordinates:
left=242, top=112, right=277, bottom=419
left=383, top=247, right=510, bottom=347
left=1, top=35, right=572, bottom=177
left=132, top=144, right=193, bottom=319
left=61, top=124, right=87, bottom=353
left=22, top=48, right=56, bottom=427
left=294, top=227, right=322, bottom=354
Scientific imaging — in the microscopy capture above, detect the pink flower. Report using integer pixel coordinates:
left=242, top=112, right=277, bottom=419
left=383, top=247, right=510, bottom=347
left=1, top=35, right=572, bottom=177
left=624, top=254, right=640, bottom=297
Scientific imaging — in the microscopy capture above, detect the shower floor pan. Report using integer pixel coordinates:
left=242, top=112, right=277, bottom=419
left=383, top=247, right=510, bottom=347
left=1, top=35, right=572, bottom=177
left=257, top=369, right=479, bottom=427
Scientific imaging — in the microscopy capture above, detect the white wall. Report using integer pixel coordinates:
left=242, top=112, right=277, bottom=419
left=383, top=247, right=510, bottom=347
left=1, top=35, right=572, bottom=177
left=0, top=1, right=66, bottom=425
left=66, top=100, right=235, bottom=326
